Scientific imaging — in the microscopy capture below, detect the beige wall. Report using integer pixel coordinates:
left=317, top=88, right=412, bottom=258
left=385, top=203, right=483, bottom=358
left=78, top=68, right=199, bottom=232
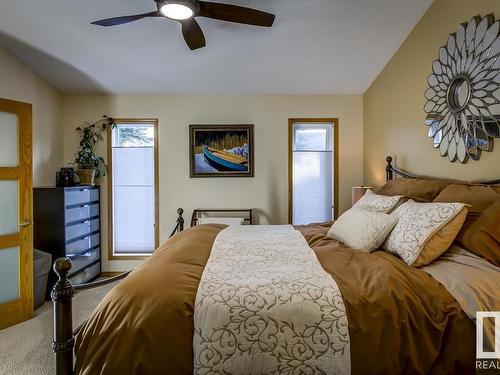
left=364, top=0, right=500, bottom=188
left=61, top=95, right=363, bottom=271
left=0, top=47, right=62, bottom=186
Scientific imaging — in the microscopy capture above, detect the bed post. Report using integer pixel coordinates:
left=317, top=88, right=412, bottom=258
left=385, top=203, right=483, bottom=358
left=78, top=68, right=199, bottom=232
left=51, top=258, right=74, bottom=375
left=177, top=208, right=184, bottom=232
left=386, top=156, right=394, bottom=182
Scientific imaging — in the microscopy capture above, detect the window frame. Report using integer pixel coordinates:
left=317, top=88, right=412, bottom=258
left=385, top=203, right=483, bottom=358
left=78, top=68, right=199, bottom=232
left=107, top=118, right=159, bottom=260
left=288, top=118, right=339, bottom=224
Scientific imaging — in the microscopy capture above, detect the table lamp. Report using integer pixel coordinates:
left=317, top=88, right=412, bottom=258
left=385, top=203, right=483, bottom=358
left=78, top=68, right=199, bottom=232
left=352, top=186, right=373, bottom=206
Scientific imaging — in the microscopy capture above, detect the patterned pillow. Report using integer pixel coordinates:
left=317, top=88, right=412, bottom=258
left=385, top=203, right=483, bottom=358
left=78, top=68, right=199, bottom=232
left=385, top=201, right=467, bottom=266
left=461, top=199, right=500, bottom=266
left=354, top=189, right=403, bottom=213
left=327, top=207, right=399, bottom=252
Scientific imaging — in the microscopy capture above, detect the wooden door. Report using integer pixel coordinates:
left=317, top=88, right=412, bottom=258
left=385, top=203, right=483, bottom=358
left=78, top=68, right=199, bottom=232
left=0, top=98, right=33, bottom=330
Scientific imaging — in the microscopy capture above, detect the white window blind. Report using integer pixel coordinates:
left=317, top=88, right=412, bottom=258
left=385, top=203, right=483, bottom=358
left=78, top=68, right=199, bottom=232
left=292, top=123, right=334, bottom=225
left=112, top=123, right=156, bottom=255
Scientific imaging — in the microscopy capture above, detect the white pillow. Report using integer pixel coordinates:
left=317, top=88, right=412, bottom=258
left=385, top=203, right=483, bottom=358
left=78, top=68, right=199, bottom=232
left=354, top=189, right=403, bottom=213
left=327, top=207, right=399, bottom=252
left=384, top=201, right=467, bottom=266
left=197, top=217, right=245, bottom=226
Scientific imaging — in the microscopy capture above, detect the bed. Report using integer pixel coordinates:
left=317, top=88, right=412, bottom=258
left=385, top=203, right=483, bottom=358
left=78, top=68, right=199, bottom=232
left=50, top=157, right=500, bottom=375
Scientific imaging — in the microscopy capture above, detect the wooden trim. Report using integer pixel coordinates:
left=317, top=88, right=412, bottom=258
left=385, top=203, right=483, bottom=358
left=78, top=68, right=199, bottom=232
left=288, top=122, right=293, bottom=224
left=0, top=97, right=33, bottom=330
left=288, top=118, right=339, bottom=224
left=107, top=121, right=113, bottom=261
left=0, top=299, right=25, bottom=329
left=0, top=233, right=20, bottom=249
left=107, top=118, right=159, bottom=261
left=0, top=167, right=19, bottom=180
left=18, top=100, right=33, bottom=321
left=154, top=120, right=160, bottom=249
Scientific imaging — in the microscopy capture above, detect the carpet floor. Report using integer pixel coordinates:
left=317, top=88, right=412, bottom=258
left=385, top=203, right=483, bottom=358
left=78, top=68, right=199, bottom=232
left=0, top=282, right=116, bottom=375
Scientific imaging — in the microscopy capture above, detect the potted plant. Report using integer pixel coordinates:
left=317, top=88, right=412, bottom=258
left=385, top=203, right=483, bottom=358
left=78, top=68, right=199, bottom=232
left=72, top=115, right=115, bottom=185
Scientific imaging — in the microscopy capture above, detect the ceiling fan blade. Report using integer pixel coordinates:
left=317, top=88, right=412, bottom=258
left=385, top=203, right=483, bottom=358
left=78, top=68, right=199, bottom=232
left=91, top=11, right=161, bottom=27
left=198, top=1, right=275, bottom=27
left=181, top=19, right=206, bottom=50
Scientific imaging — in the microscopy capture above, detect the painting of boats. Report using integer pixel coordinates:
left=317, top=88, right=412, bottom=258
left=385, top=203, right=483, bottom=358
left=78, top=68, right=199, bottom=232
left=203, top=146, right=248, bottom=171
left=190, top=125, right=254, bottom=177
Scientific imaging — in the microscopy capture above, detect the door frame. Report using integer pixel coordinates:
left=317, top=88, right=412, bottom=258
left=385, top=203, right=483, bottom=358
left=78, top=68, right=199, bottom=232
left=288, top=118, right=339, bottom=224
left=0, top=98, right=33, bottom=329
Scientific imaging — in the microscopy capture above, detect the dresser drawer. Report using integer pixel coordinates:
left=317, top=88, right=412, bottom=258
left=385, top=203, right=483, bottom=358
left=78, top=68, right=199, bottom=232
left=69, top=262, right=100, bottom=285
left=66, top=233, right=100, bottom=256
left=65, top=188, right=99, bottom=206
left=65, top=219, right=100, bottom=241
left=65, top=203, right=99, bottom=224
left=69, top=247, right=100, bottom=275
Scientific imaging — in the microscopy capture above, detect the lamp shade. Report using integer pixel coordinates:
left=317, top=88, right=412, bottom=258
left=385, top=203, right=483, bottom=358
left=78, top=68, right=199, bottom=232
left=352, top=186, right=373, bottom=206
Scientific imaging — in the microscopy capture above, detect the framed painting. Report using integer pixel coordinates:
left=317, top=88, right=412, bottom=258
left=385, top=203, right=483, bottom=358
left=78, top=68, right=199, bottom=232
left=189, top=125, right=254, bottom=178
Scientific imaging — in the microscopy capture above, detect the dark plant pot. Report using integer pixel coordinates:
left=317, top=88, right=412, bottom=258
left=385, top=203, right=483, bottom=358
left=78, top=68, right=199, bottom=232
left=78, top=169, right=96, bottom=185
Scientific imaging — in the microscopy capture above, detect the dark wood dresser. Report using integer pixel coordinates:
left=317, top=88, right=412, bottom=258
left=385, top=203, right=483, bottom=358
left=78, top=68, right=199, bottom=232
left=34, top=186, right=101, bottom=297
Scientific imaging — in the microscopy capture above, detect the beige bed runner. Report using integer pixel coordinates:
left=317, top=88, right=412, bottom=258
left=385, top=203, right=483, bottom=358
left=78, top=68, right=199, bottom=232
left=193, top=225, right=351, bottom=374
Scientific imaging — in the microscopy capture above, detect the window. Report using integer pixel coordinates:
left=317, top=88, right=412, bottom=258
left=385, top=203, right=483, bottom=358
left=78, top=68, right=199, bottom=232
left=108, top=119, right=158, bottom=258
left=289, top=119, right=338, bottom=225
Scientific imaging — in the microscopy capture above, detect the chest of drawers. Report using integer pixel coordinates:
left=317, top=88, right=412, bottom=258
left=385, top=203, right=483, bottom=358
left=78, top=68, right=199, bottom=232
left=34, top=186, right=101, bottom=297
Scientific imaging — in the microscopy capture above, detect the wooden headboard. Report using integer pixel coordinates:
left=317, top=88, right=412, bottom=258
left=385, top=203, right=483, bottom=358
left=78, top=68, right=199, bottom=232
left=385, top=156, right=500, bottom=185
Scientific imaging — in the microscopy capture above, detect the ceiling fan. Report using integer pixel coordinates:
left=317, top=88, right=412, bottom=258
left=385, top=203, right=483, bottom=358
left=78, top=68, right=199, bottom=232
left=91, top=0, right=275, bottom=50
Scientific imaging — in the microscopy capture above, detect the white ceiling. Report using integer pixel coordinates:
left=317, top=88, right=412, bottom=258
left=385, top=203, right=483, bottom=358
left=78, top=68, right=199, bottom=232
left=0, top=0, right=432, bottom=95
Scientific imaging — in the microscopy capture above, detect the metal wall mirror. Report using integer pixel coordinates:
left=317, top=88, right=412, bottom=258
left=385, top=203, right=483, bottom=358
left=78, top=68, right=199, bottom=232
left=424, top=14, right=500, bottom=163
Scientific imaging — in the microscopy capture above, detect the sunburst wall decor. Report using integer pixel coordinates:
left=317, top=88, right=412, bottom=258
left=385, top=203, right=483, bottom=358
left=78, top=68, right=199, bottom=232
left=424, top=14, right=500, bottom=163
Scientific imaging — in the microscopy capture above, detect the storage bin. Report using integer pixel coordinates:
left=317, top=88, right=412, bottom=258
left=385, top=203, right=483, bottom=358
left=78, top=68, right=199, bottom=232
left=33, top=249, right=51, bottom=309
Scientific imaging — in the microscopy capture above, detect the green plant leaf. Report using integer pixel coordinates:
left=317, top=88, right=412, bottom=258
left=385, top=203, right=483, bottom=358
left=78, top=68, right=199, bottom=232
left=73, top=115, right=116, bottom=176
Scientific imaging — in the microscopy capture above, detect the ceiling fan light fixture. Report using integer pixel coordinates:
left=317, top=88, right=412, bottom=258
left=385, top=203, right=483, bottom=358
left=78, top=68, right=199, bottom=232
left=160, top=3, right=194, bottom=20
left=93, top=0, right=275, bottom=50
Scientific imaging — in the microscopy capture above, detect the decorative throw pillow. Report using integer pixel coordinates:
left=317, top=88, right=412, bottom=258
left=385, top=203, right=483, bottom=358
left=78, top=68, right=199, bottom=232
left=376, top=177, right=452, bottom=202
left=385, top=201, right=467, bottom=266
left=461, top=199, right=500, bottom=266
left=433, top=184, right=500, bottom=246
left=354, top=189, right=402, bottom=213
left=327, top=207, right=399, bottom=252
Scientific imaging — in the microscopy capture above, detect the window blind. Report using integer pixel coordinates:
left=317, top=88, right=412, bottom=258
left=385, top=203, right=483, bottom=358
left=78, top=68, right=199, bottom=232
left=292, top=123, right=334, bottom=225
left=112, top=124, right=156, bottom=254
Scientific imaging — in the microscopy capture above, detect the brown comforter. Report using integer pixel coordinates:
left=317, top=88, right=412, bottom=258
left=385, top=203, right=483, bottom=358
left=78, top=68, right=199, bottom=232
left=74, top=224, right=475, bottom=374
